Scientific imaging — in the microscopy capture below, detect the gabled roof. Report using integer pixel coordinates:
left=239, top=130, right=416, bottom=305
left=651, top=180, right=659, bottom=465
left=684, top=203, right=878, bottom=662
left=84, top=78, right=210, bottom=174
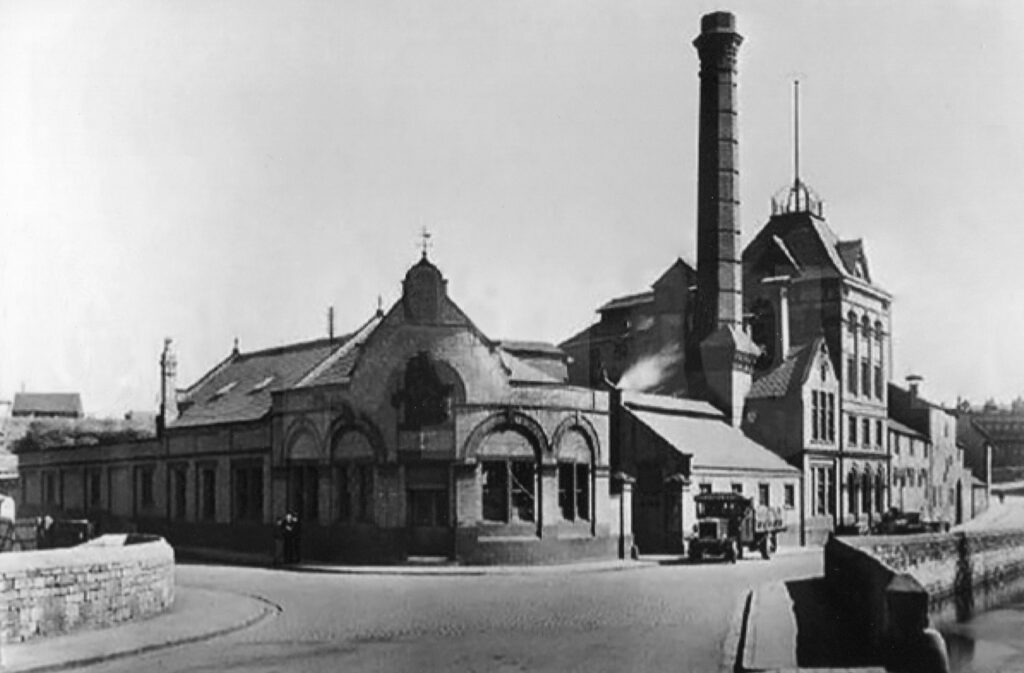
left=296, top=314, right=384, bottom=388
left=12, top=393, right=82, bottom=417
left=744, top=212, right=888, bottom=296
left=625, top=404, right=799, bottom=474
left=652, top=257, right=696, bottom=289
left=172, top=337, right=343, bottom=428
left=747, top=337, right=827, bottom=400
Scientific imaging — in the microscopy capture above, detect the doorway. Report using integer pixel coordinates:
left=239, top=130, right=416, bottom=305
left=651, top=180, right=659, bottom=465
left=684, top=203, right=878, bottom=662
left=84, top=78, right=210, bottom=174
left=406, top=464, right=452, bottom=557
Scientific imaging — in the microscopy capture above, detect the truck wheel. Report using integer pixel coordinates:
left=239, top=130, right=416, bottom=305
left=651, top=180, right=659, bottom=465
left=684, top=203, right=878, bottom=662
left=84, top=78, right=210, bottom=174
left=770, top=534, right=778, bottom=553
left=688, top=544, right=701, bottom=564
left=759, top=536, right=772, bottom=560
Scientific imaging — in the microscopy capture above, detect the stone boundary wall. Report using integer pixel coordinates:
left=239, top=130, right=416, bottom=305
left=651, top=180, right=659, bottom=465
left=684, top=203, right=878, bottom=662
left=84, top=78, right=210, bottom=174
left=0, top=535, right=174, bottom=643
left=826, top=530, right=1024, bottom=649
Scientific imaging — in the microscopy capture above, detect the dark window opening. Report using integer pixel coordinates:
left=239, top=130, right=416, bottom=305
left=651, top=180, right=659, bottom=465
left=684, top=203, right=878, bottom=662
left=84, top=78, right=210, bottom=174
left=758, top=483, right=770, bottom=507
left=481, top=461, right=509, bottom=522
left=172, top=466, right=187, bottom=520
left=200, top=467, right=216, bottom=521
left=287, top=465, right=319, bottom=523
left=232, top=462, right=263, bottom=522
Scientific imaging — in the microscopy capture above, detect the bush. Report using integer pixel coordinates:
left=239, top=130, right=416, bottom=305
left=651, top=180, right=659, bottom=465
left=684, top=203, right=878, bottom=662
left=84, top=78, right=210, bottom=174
left=10, top=417, right=156, bottom=453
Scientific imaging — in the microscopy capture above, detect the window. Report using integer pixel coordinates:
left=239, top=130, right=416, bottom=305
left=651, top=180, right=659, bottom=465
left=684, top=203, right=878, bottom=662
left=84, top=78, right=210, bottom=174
left=171, top=465, right=187, bottom=520
left=136, top=466, right=155, bottom=509
left=811, top=391, right=821, bottom=441
left=827, top=394, right=836, bottom=442
left=910, top=440, right=915, bottom=457
left=482, top=460, right=536, bottom=524
left=924, top=443, right=930, bottom=458
left=758, top=483, right=770, bottom=507
left=232, top=461, right=263, bottom=522
left=87, top=469, right=102, bottom=509
left=44, top=472, right=58, bottom=506
left=784, top=484, right=796, bottom=509
left=848, top=415, right=857, bottom=447
left=510, top=462, right=536, bottom=522
left=557, top=454, right=591, bottom=523
left=482, top=462, right=508, bottom=522
left=335, top=465, right=350, bottom=522
left=893, top=434, right=900, bottom=455
left=356, top=465, right=373, bottom=523
left=731, top=483, right=744, bottom=495
left=862, top=419, right=871, bottom=447
left=287, top=465, right=319, bottom=522
left=699, top=483, right=712, bottom=495
left=847, top=357, right=857, bottom=394
left=874, top=365, right=883, bottom=399
left=861, top=359, right=871, bottom=397
left=919, top=470, right=927, bottom=488
left=199, top=466, right=217, bottom=521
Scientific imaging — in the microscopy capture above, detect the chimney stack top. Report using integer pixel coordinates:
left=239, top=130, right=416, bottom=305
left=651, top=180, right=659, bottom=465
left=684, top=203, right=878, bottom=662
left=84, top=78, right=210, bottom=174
left=701, top=11, right=736, bottom=34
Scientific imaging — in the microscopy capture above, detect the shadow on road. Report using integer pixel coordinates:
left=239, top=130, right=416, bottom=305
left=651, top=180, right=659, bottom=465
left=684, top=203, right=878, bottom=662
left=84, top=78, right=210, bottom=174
left=785, top=577, right=879, bottom=669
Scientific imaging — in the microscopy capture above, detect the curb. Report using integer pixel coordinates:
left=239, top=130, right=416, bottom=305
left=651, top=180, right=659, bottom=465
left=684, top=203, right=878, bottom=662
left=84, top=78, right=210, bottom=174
left=286, top=560, right=658, bottom=577
left=5, top=592, right=282, bottom=673
left=720, top=589, right=752, bottom=673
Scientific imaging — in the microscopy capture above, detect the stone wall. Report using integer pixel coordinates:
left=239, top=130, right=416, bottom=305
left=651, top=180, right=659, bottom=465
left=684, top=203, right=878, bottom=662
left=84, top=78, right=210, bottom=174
left=826, top=530, right=1024, bottom=650
left=0, top=535, right=174, bottom=643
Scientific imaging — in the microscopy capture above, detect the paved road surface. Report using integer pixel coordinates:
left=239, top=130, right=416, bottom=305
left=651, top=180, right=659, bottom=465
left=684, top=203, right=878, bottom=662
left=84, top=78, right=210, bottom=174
left=79, top=551, right=822, bottom=673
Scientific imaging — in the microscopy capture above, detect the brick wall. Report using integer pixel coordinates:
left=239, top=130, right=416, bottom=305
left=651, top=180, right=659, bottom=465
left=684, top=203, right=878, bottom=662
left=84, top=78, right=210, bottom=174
left=826, top=530, right=1024, bottom=650
left=0, top=535, right=174, bottom=643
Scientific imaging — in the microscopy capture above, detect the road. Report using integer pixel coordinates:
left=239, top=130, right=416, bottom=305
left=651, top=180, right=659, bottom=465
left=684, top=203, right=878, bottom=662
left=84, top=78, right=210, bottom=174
left=80, top=551, right=822, bottom=673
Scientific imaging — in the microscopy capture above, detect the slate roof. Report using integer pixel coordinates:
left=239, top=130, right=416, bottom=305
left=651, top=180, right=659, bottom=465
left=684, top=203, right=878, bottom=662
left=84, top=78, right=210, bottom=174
left=836, top=239, right=864, bottom=276
left=626, top=405, right=799, bottom=474
left=12, top=393, right=83, bottom=418
left=496, top=340, right=566, bottom=358
left=747, top=339, right=823, bottom=400
left=500, top=351, right=563, bottom=384
left=296, top=315, right=384, bottom=388
left=172, top=338, right=342, bottom=428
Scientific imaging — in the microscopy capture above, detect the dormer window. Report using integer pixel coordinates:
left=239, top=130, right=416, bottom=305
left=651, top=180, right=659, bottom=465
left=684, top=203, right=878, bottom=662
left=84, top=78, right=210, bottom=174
left=250, top=376, right=275, bottom=393
left=210, top=381, right=237, bottom=400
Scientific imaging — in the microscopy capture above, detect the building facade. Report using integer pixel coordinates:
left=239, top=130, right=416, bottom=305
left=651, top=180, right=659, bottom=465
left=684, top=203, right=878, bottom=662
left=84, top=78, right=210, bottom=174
left=17, top=256, right=628, bottom=565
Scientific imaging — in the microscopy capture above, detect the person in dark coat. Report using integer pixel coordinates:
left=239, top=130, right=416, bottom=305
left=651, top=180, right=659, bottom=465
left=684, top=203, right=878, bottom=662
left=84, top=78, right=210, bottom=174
left=279, top=512, right=301, bottom=564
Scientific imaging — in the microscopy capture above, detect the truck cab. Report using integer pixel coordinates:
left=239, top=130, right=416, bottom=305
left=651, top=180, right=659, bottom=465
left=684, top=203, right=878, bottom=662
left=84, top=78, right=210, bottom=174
left=688, top=492, right=784, bottom=563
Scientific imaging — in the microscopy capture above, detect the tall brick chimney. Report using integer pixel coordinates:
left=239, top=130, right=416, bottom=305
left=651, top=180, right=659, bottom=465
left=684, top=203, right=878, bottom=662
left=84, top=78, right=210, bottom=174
left=693, top=11, right=760, bottom=426
left=159, top=338, right=178, bottom=435
left=694, top=11, right=743, bottom=342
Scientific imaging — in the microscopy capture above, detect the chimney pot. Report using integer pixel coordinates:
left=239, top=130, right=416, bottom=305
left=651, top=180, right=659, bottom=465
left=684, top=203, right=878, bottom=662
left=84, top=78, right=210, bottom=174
left=701, top=11, right=736, bottom=34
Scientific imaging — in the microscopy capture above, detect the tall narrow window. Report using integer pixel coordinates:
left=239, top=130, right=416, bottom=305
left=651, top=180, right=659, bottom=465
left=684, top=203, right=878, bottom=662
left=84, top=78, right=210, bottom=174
left=558, top=464, right=574, bottom=520
left=861, top=359, right=871, bottom=396
left=232, top=462, right=263, bottom=522
left=784, top=483, right=795, bottom=509
left=87, top=469, right=103, bottom=509
left=758, top=483, right=770, bottom=507
left=875, top=421, right=883, bottom=448
left=874, top=365, right=883, bottom=399
left=862, top=419, right=871, bottom=447
left=481, top=462, right=508, bottom=522
left=848, top=415, right=857, bottom=447
left=510, top=461, right=535, bottom=523
left=356, top=465, right=372, bottom=523
left=200, top=466, right=216, bottom=521
left=575, top=463, right=590, bottom=521
left=847, top=357, right=857, bottom=394
left=811, top=391, right=821, bottom=441
left=335, top=465, right=350, bottom=522
left=172, top=466, right=187, bottom=520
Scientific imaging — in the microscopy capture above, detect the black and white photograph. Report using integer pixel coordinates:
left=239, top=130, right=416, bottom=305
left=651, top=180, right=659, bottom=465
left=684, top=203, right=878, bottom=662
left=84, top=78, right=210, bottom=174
left=0, top=2, right=1022, bottom=672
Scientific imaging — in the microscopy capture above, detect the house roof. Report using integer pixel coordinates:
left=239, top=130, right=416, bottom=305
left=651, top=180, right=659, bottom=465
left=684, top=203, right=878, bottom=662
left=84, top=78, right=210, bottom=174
left=598, top=291, right=654, bottom=313
left=747, top=338, right=825, bottom=400
left=626, top=406, right=799, bottom=474
left=888, top=418, right=927, bottom=440
left=172, top=337, right=343, bottom=428
left=12, top=393, right=82, bottom=417
left=496, top=340, right=566, bottom=359
left=296, top=314, right=384, bottom=388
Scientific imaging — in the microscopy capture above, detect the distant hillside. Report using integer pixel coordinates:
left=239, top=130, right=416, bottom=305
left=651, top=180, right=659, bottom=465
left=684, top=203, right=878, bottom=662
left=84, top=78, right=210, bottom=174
left=7, top=415, right=157, bottom=453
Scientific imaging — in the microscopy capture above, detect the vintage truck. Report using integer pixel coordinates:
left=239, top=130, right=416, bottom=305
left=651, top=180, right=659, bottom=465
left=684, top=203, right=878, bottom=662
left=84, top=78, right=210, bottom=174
left=687, top=492, right=785, bottom=563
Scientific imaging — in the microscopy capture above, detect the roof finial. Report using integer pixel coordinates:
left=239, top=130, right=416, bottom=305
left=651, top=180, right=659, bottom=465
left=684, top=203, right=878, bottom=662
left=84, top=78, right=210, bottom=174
left=232, top=336, right=240, bottom=355
left=793, top=79, right=800, bottom=187
left=376, top=294, right=384, bottom=317
left=419, top=226, right=433, bottom=259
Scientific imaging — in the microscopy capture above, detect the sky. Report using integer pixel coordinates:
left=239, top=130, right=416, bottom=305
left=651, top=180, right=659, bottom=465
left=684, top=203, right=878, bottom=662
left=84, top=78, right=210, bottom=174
left=1, top=0, right=1023, bottom=416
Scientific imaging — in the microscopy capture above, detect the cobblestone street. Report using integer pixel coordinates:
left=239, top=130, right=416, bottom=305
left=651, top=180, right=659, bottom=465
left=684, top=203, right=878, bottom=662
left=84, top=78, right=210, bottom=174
left=75, top=551, right=821, bottom=673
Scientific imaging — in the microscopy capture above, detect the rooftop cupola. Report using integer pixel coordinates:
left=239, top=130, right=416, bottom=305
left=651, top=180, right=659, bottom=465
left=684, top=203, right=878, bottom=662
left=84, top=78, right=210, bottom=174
left=770, top=80, right=825, bottom=218
left=402, top=230, right=448, bottom=324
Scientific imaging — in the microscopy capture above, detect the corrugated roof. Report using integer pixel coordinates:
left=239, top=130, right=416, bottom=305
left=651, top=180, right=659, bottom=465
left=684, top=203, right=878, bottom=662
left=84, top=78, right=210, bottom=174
left=172, top=338, right=341, bottom=428
left=12, top=393, right=82, bottom=417
left=627, top=407, right=799, bottom=473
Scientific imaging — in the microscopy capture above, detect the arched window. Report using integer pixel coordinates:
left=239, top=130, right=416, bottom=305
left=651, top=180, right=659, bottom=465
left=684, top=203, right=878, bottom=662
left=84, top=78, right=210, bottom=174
left=286, top=429, right=321, bottom=523
left=861, top=471, right=871, bottom=514
left=875, top=471, right=885, bottom=513
left=477, top=428, right=538, bottom=525
left=848, top=470, right=858, bottom=515
left=556, top=429, right=593, bottom=523
left=846, top=312, right=859, bottom=395
left=331, top=429, right=375, bottom=524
